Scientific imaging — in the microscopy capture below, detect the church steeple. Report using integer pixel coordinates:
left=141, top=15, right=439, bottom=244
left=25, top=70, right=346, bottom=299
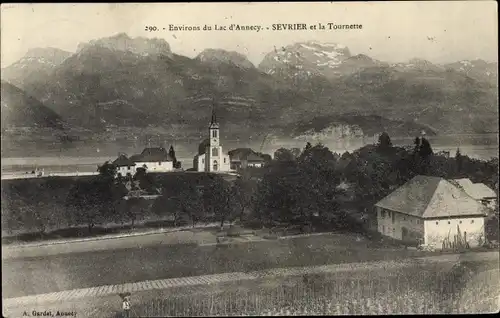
left=209, top=98, right=219, bottom=129
left=208, top=99, right=220, bottom=148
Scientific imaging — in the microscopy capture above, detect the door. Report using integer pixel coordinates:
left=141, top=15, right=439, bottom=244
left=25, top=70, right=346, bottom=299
left=402, top=227, right=408, bottom=241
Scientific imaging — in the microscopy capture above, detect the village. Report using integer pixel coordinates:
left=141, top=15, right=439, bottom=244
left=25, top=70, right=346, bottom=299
left=111, top=110, right=267, bottom=179
left=95, top=108, right=499, bottom=252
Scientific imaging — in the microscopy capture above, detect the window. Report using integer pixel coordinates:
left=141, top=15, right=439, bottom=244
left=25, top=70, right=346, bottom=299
left=224, top=158, right=226, bottom=163
left=213, top=160, right=218, bottom=171
left=459, top=220, right=462, bottom=224
left=391, top=212, right=395, bottom=224
left=381, top=210, right=386, bottom=218
left=212, top=130, right=217, bottom=138
left=471, top=220, right=474, bottom=224
left=448, top=221, right=451, bottom=224
left=436, top=221, right=439, bottom=225
left=382, top=225, right=385, bottom=233
left=127, top=166, right=130, bottom=170
left=202, top=158, right=205, bottom=164
left=159, top=161, right=162, bottom=165
left=212, top=147, right=218, bottom=157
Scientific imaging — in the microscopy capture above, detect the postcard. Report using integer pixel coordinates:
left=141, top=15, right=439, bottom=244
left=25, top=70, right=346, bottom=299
left=1, top=2, right=498, bottom=317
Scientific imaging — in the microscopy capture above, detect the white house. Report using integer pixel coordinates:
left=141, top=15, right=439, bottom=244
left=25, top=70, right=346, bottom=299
left=193, top=110, right=231, bottom=172
left=228, top=148, right=267, bottom=170
left=112, top=154, right=137, bottom=178
left=130, top=147, right=175, bottom=173
left=375, top=175, right=489, bottom=249
left=452, top=178, right=497, bottom=210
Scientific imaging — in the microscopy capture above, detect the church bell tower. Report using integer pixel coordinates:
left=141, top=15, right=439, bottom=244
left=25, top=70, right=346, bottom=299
left=209, top=107, right=219, bottom=148
left=206, top=102, right=221, bottom=172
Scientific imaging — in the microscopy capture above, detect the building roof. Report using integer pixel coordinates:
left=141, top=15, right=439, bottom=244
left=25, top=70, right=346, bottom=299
left=198, top=139, right=210, bottom=155
left=209, top=107, right=219, bottom=128
left=113, top=154, right=136, bottom=167
left=452, top=178, right=497, bottom=200
left=246, top=153, right=266, bottom=162
left=130, top=147, right=173, bottom=163
left=375, top=175, right=488, bottom=219
left=229, top=148, right=265, bottom=162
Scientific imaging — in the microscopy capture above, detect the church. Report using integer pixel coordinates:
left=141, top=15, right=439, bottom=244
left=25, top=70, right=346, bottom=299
left=192, top=110, right=231, bottom=172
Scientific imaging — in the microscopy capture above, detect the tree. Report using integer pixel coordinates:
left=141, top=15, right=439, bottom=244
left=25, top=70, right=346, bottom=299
left=418, top=137, right=434, bottom=174
left=204, top=175, right=233, bottom=230
left=123, top=197, right=146, bottom=229
left=231, top=171, right=257, bottom=222
left=298, top=143, right=336, bottom=170
left=65, top=179, right=116, bottom=233
left=419, top=137, right=434, bottom=158
left=377, top=132, right=393, bottom=150
left=274, top=148, right=295, bottom=162
left=134, top=167, right=155, bottom=193
left=169, top=145, right=181, bottom=169
left=97, top=161, right=116, bottom=180
left=290, top=148, right=302, bottom=159
left=413, top=137, right=421, bottom=154
left=181, top=185, right=204, bottom=228
left=255, top=142, right=344, bottom=232
left=456, top=148, right=463, bottom=173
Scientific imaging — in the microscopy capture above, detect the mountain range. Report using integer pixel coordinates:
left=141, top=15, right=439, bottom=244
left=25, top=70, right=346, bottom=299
left=1, top=33, right=498, bottom=147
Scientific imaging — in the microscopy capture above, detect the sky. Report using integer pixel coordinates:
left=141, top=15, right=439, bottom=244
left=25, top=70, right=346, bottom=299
left=1, top=2, right=498, bottom=68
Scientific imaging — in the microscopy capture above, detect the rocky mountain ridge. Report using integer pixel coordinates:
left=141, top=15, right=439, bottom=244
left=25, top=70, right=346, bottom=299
left=1, top=34, right=497, bottom=140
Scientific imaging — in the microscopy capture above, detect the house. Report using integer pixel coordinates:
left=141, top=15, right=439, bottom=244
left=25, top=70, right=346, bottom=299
left=228, top=148, right=267, bottom=170
left=375, top=175, right=489, bottom=249
left=193, top=109, right=231, bottom=172
left=451, top=178, right=497, bottom=210
left=112, top=154, right=137, bottom=178
left=129, top=147, right=175, bottom=173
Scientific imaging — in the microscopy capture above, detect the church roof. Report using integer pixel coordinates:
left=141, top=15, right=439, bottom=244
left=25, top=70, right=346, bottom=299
left=375, top=175, right=488, bottom=219
left=209, top=106, right=219, bottom=128
left=198, top=138, right=210, bottom=155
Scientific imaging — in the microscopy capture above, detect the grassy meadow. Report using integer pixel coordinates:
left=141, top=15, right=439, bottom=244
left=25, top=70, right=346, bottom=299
left=121, top=261, right=499, bottom=316
left=4, top=258, right=497, bottom=317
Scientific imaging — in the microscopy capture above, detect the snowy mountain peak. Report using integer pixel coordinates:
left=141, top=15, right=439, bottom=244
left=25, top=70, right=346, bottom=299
left=258, top=41, right=351, bottom=78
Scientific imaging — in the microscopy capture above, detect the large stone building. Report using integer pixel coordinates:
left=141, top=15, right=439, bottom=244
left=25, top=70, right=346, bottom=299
left=375, top=175, right=489, bottom=249
left=193, top=110, right=231, bottom=172
left=130, top=147, right=175, bottom=173
left=112, top=147, right=175, bottom=178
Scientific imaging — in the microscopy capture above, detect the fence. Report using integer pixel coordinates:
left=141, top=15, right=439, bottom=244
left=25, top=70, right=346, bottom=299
left=130, top=269, right=499, bottom=316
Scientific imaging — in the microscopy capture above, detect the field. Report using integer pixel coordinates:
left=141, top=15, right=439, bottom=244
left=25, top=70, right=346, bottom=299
left=5, top=259, right=496, bottom=317
left=3, top=233, right=437, bottom=298
left=126, top=263, right=500, bottom=317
